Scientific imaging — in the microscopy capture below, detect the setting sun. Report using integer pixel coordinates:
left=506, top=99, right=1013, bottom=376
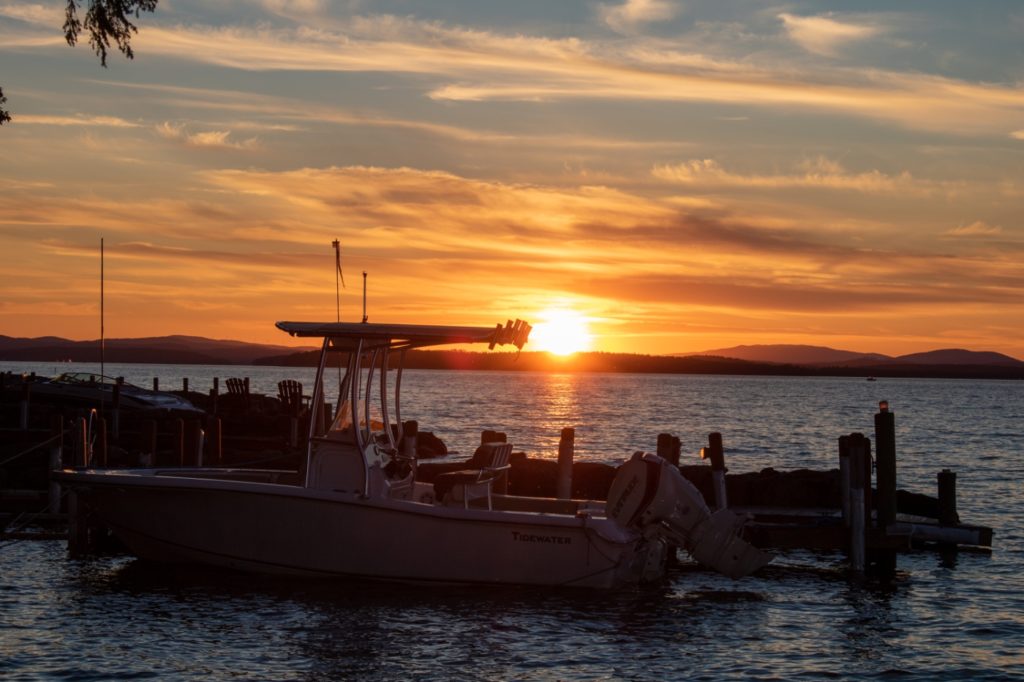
left=529, top=309, right=593, bottom=356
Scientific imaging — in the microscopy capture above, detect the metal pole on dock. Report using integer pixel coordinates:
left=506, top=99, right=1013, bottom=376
left=701, top=432, right=728, bottom=510
left=77, top=416, right=89, bottom=467
left=557, top=427, right=575, bottom=500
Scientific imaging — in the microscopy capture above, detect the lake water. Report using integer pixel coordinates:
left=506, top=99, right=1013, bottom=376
left=2, top=362, right=1023, bottom=680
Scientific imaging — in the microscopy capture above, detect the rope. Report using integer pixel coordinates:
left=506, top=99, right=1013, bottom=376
left=0, top=430, right=68, bottom=468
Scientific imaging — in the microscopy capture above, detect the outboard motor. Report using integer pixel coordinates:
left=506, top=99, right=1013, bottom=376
left=607, top=452, right=772, bottom=579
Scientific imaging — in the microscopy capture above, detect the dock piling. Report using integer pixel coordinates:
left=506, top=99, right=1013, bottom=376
left=938, top=469, right=958, bottom=526
left=873, top=402, right=898, bottom=577
left=112, top=378, right=122, bottom=439
left=701, top=432, right=728, bottom=510
left=848, top=433, right=869, bottom=575
left=657, top=433, right=681, bottom=466
left=557, top=427, right=575, bottom=500
left=838, top=435, right=851, bottom=526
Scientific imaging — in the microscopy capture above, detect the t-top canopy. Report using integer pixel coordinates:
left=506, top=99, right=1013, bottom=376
left=276, top=319, right=531, bottom=352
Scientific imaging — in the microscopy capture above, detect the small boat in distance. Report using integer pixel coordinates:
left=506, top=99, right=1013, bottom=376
left=55, top=318, right=770, bottom=588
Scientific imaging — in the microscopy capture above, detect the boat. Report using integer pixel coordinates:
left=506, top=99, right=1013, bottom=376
left=54, top=319, right=770, bottom=588
left=26, top=372, right=203, bottom=415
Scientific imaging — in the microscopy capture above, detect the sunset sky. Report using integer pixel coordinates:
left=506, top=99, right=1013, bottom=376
left=2, top=1, right=1022, bottom=357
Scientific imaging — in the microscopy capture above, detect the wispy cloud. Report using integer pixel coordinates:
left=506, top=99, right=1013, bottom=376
left=778, top=13, right=880, bottom=57
left=601, top=0, right=680, bottom=33
left=0, top=3, right=62, bottom=26
left=652, top=158, right=925, bottom=194
left=7, top=14, right=1022, bottom=137
left=15, top=114, right=141, bottom=127
left=155, top=121, right=259, bottom=150
left=944, top=221, right=1004, bottom=237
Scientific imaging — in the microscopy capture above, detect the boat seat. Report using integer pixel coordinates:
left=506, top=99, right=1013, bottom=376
left=433, top=442, right=513, bottom=510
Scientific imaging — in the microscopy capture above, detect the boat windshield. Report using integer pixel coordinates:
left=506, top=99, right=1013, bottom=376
left=315, top=347, right=396, bottom=450
left=54, top=373, right=137, bottom=388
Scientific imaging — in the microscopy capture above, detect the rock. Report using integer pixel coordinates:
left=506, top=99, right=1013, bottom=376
left=416, top=431, right=448, bottom=459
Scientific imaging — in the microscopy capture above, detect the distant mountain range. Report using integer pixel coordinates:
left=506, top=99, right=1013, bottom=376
left=0, top=334, right=313, bottom=365
left=1, top=335, right=1022, bottom=379
left=684, top=344, right=1023, bottom=367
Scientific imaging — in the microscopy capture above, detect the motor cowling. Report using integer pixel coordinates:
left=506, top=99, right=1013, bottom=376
left=607, top=452, right=772, bottom=579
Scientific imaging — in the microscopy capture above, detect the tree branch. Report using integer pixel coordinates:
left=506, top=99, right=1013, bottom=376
left=64, top=0, right=159, bottom=67
left=0, top=87, right=10, bottom=125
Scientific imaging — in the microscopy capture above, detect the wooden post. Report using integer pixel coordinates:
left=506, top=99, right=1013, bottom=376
left=111, top=378, right=122, bottom=440
left=701, top=432, right=728, bottom=510
left=96, top=417, right=108, bottom=467
left=290, top=416, right=300, bottom=449
left=141, top=419, right=157, bottom=467
left=873, top=402, right=897, bottom=577
left=183, top=377, right=189, bottom=393
left=67, top=490, right=88, bottom=557
left=153, top=377, right=159, bottom=391
left=185, top=420, right=202, bottom=466
left=211, top=377, right=219, bottom=415
left=848, top=434, right=867, bottom=575
left=938, top=469, right=958, bottom=526
left=838, top=435, right=851, bottom=527
left=174, top=418, right=185, bottom=466
left=874, top=402, right=897, bottom=528
left=656, top=433, right=680, bottom=466
left=19, top=381, right=30, bottom=429
left=557, top=427, right=575, bottom=500
left=206, top=417, right=222, bottom=465
left=48, top=414, right=64, bottom=514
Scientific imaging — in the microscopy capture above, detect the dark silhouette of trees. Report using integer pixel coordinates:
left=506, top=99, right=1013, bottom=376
left=0, top=88, right=10, bottom=125
left=1, top=1, right=158, bottom=124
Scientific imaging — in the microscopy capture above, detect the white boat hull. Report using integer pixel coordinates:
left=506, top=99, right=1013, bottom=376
left=58, top=469, right=660, bottom=589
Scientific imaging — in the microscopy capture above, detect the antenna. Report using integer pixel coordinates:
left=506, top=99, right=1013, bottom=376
left=100, top=237, right=105, bottom=381
left=362, top=271, right=368, bottom=323
left=332, top=239, right=345, bottom=322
